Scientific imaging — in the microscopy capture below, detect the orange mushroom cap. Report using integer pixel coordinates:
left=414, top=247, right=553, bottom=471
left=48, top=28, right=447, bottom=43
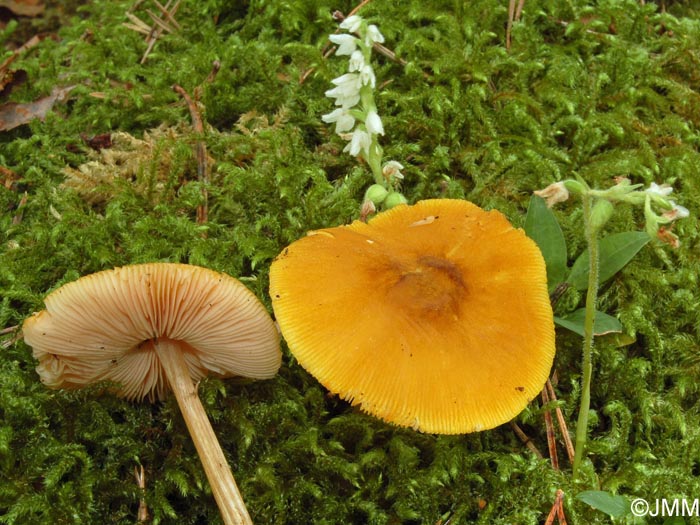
left=23, top=263, right=281, bottom=401
left=269, top=199, right=555, bottom=434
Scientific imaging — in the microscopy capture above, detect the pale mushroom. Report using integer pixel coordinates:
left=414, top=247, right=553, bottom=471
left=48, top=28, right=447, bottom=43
left=23, top=262, right=281, bottom=525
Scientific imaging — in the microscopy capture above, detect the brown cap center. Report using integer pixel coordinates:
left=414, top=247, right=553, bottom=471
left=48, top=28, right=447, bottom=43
left=385, top=255, right=466, bottom=316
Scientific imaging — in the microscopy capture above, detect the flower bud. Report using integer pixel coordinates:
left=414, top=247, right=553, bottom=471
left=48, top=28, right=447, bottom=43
left=563, top=179, right=586, bottom=196
left=364, top=184, right=389, bottom=205
left=383, top=191, right=408, bottom=209
left=534, top=182, right=569, bottom=207
left=589, top=199, right=614, bottom=232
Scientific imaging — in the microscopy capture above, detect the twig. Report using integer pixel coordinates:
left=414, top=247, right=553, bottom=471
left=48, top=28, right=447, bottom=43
left=145, top=10, right=177, bottom=34
left=134, top=465, right=149, bottom=523
left=194, top=60, right=221, bottom=102
left=172, top=84, right=209, bottom=225
left=506, top=0, right=527, bottom=50
left=152, top=0, right=181, bottom=29
left=124, top=12, right=152, bottom=35
left=1, top=325, right=21, bottom=349
left=509, top=421, right=543, bottom=459
left=12, top=192, right=28, bottom=225
left=0, top=35, right=42, bottom=73
left=1, top=325, right=18, bottom=335
left=124, top=0, right=182, bottom=64
left=541, top=386, right=559, bottom=470
left=506, top=0, right=516, bottom=50
left=544, top=489, right=568, bottom=525
left=546, top=379, right=576, bottom=464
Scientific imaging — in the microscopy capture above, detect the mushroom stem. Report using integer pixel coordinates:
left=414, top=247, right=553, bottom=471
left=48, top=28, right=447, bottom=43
left=154, top=338, right=253, bottom=525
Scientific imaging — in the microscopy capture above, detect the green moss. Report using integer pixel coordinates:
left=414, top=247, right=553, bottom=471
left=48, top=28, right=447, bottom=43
left=2, top=0, right=700, bottom=523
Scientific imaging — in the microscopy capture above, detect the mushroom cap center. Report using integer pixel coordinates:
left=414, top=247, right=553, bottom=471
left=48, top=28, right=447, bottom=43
left=385, top=255, right=466, bottom=316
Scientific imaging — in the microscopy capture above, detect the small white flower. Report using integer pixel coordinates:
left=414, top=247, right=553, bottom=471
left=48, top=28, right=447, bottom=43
left=325, top=73, right=362, bottom=107
left=646, top=182, right=673, bottom=197
left=330, top=73, right=361, bottom=89
left=382, top=161, right=404, bottom=179
left=340, top=15, right=363, bottom=33
left=359, top=64, right=376, bottom=87
left=329, top=34, right=358, bottom=56
left=365, top=110, right=384, bottom=135
left=664, top=201, right=690, bottom=220
left=366, top=24, right=385, bottom=45
left=348, top=50, right=365, bottom=72
left=321, top=108, right=356, bottom=133
left=343, top=128, right=371, bottom=157
left=326, top=91, right=360, bottom=108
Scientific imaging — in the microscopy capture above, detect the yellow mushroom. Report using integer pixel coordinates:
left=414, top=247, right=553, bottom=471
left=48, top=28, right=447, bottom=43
left=270, top=199, right=555, bottom=434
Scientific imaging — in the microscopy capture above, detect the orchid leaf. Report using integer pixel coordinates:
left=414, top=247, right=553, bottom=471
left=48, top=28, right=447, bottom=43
left=567, top=231, right=650, bottom=290
left=554, top=309, right=623, bottom=337
left=524, top=196, right=568, bottom=291
left=576, top=490, right=631, bottom=518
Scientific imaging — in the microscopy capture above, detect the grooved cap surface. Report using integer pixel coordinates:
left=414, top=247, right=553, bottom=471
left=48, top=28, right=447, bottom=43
left=270, top=199, right=555, bottom=434
left=23, top=263, right=281, bottom=401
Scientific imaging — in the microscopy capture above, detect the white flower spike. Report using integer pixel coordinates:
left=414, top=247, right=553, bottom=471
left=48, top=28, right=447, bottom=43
left=323, top=16, right=407, bottom=210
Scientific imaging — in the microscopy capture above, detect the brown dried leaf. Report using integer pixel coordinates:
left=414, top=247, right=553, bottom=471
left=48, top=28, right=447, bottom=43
left=0, top=0, right=45, bottom=17
left=0, top=85, right=75, bottom=131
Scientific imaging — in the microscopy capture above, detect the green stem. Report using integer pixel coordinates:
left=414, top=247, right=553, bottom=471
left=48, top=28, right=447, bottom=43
left=357, top=31, right=385, bottom=187
left=572, top=194, right=600, bottom=480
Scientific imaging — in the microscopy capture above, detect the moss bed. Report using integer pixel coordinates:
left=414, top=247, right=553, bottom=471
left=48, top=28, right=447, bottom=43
left=1, top=1, right=699, bottom=523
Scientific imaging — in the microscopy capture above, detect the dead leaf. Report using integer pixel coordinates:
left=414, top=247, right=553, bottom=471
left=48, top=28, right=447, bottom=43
left=1, top=165, right=19, bottom=189
left=0, top=0, right=44, bottom=17
left=82, top=132, right=113, bottom=151
left=0, top=69, right=28, bottom=99
left=0, top=85, right=75, bottom=131
left=1, top=35, right=41, bottom=98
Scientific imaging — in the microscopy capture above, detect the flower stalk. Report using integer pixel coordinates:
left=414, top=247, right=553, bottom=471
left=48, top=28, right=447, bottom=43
left=535, top=177, right=689, bottom=481
left=572, top=193, right=600, bottom=480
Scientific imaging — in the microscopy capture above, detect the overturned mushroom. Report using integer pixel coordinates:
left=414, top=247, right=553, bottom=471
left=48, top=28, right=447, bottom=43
left=270, top=199, right=555, bottom=434
left=23, top=263, right=281, bottom=525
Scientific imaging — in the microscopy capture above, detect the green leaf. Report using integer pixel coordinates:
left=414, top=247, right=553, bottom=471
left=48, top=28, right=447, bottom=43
left=663, top=518, right=687, bottom=525
left=554, top=309, right=623, bottom=337
left=567, top=231, right=650, bottom=290
left=524, top=196, right=568, bottom=290
left=576, top=490, right=631, bottom=518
